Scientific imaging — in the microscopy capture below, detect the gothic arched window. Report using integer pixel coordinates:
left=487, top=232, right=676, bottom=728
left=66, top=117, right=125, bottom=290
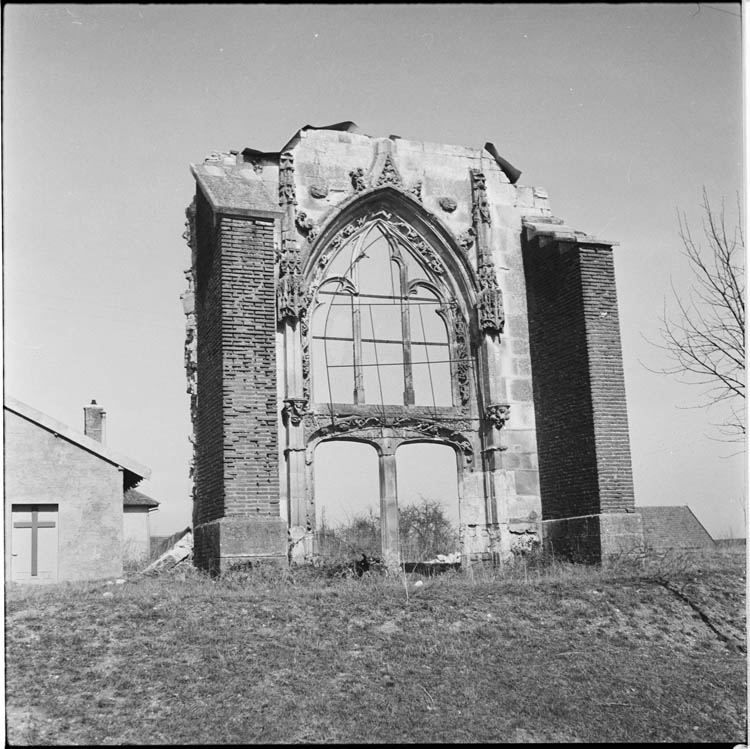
left=311, top=216, right=454, bottom=407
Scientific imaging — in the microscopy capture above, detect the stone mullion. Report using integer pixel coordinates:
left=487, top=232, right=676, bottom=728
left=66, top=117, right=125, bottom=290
left=283, top=319, right=307, bottom=531
left=441, top=300, right=466, bottom=410
left=399, top=262, right=415, bottom=406
left=444, top=304, right=461, bottom=409
left=352, top=295, right=365, bottom=404
left=378, top=438, right=401, bottom=570
left=475, top=341, right=500, bottom=527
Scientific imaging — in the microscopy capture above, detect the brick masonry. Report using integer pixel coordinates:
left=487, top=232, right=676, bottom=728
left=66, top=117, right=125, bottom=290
left=193, top=186, right=283, bottom=570
left=522, top=229, right=638, bottom=558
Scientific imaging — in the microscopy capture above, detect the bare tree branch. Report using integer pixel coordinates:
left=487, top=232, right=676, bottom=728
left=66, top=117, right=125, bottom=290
left=650, top=190, right=745, bottom=442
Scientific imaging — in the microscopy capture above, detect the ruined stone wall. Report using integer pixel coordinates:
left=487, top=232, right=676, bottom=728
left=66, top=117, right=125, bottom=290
left=287, top=129, right=546, bottom=552
left=185, top=124, right=639, bottom=567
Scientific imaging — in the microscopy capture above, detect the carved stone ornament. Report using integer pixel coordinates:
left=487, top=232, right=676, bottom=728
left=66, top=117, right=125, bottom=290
left=457, top=227, right=475, bottom=253
left=409, top=180, right=423, bottom=202
left=276, top=152, right=306, bottom=322
left=439, top=197, right=457, bottom=213
left=279, top=151, right=297, bottom=206
left=312, top=211, right=445, bottom=295
left=477, top=264, right=505, bottom=335
left=182, top=200, right=196, bottom=252
left=450, top=300, right=471, bottom=407
left=376, top=153, right=402, bottom=187
left=300, top=313, right=311, bottom=401
left=295, top=211, right=319, bottom=242
left=277, top=238, right=306, bottom=323
left=349, top=167, right=367, bottom=192
left=282, top=398, right=308, bottom=426
left=305, top=413, right=474, bottom=464
left=486, top=403, right=511, bottom=429
left=470, top=169, right=491, bottom=226
left=309, top=183, right=329, bottom=199
left=204, top=150, right=237, bottom=165
left=391, top=218, right=444, bottom=275
left=469, top=166, right=504, bottom=335
left=278, top=272, right=306, bottom=322
left=181, top=198, right=198, bottom=499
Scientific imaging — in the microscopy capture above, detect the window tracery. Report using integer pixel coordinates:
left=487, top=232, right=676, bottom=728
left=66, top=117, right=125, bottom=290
left=308, top=215, right=462, bottom=409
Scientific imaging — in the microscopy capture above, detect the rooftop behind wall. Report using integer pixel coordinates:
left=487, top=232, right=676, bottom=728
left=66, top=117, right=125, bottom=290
left=639, top=506, right=715, bottom=550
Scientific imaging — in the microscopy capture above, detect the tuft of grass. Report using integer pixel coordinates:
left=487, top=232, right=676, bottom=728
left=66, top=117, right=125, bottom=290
left=5, top=548, right=745, bottom=744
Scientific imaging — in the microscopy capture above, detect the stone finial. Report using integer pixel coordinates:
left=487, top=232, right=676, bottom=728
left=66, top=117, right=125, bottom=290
left=470, top=169, right=491, bottom=226
left=278, top=151, right=297, bottom=206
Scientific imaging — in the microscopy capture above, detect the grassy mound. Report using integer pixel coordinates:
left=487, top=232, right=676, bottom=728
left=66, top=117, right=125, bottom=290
left=5, top=548, right=746, bottom=744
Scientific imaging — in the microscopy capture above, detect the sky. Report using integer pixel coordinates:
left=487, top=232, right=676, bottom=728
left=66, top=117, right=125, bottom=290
left=3, top=3, right=745, bottom=538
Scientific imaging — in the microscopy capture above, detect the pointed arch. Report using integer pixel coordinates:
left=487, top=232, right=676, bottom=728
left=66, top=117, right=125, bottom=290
left=304, top=191, right=477, bottom=409
left=304, top=185, right=480, bottom=316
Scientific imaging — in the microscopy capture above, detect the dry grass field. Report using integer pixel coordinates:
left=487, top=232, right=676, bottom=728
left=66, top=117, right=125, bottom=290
left=5, top=547, right=746, bottom=744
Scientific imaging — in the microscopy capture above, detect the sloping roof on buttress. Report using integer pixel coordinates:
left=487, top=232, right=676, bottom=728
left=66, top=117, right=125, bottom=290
left=190, top=161, right=281, bottom=217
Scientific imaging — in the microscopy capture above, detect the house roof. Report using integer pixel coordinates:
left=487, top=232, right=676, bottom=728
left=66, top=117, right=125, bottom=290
left=639, top=505, right=715, bottom=549
left=124, top=488, right=160, bottom=509
left=4, top=396, right=151, bottom=489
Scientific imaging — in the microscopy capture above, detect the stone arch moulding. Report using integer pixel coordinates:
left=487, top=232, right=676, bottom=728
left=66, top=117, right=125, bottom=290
left=284, top=183, right=496, bottom=568
left=303, top=414, right=476, bottom=467
left=299, top=186, right=482, bottom=410
left=300, top=422, right=475, bottom=568
left=303, top=185, right=481, bottom=313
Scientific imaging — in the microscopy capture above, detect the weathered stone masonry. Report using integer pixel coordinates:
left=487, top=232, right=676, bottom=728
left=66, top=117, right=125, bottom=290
left=183, top=123, right=641, bottom=572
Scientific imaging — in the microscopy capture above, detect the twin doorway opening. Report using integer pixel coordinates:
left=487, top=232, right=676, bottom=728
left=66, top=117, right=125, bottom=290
left=313, top=440, right=460, bottom=564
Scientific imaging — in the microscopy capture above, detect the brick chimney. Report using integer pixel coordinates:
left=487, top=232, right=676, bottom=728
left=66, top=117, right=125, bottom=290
left=83, top=399, right=106, bottom=444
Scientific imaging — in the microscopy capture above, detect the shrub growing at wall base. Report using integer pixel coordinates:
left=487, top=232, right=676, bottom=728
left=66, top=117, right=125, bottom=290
left=313, top=499, right=459, bottom=573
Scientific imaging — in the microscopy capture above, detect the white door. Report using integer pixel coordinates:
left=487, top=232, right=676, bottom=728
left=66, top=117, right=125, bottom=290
left=11, top=504, right=58, bottom=583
